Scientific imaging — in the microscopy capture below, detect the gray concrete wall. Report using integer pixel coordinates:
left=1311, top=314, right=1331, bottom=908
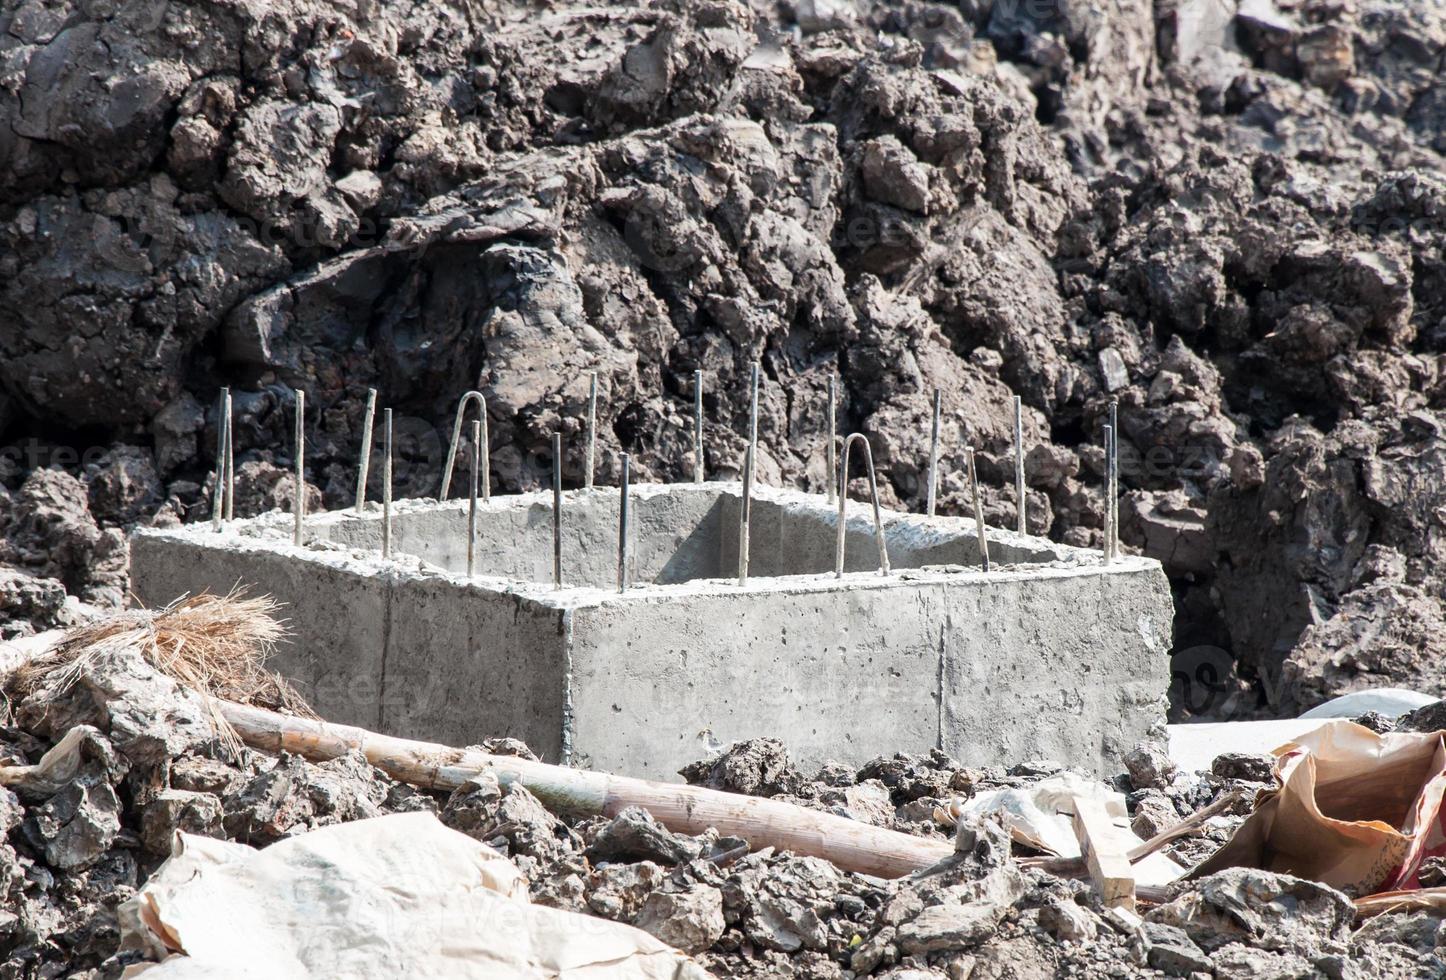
left=130, top=529, right=571, bottom=759
left=312, top=485, right=728, bottom=588
left=722, top=489, right=1066, bottom=578
left=561, top=561, right=1172, bottom=779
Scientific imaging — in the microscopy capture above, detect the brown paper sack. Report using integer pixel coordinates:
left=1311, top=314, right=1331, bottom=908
left=1191, top=720, right=1446, bottom=894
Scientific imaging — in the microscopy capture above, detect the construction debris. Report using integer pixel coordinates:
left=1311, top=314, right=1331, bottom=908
left=120, top=812, right=705, bottom=979
left=2, top=601, right=1446, bottom=977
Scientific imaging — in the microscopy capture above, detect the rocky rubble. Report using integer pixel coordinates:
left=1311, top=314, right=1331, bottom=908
left=2, top=654, right=1441, bottom=978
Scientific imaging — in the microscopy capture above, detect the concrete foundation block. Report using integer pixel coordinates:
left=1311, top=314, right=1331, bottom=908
left=130, top=483, right=1172, bottom=779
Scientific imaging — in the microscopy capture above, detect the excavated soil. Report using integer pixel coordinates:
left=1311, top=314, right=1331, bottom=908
left=1, top=6, right=1445, bottom=697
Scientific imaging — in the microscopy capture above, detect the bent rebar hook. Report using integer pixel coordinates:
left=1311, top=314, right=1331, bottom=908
left=439, top=391, right=490, bottom=501
left=835, top=434, right=891, bottom=579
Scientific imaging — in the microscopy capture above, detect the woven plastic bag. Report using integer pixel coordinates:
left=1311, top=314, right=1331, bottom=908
left=1192, top=720, right=1446, bottom=893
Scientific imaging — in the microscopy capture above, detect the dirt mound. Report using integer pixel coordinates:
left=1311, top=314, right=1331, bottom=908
left=3, top=3, right=1445, bottom=712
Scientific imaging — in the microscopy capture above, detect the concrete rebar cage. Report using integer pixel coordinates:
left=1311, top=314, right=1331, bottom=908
left=130, top=483, right=1173, bottom=780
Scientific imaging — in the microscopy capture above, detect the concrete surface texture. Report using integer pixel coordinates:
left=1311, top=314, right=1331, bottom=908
left=130, top=483, right=1174, bottom=779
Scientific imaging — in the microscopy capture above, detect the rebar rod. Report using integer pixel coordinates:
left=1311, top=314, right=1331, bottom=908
left=355, top=388, right=377, bottom=514
left=1014, top=395, right=1026, bottom=536
left=585, top=371, right=598, bottom=491
left=926, top=389, right=941, bottom=517
left=737, top=446, right=753, bottom=586
left=618, top=453, right=632, bottom=593
left=468, top=419, right=480, bottom=578
left=223, top=390, right=234, bottom=522
left=966, top=446, right=990, bottom=572
left=211, top=388, right=230, bottom=531
left=552, top=433, right=563, bottom=589
left=1102, top=424, right=1114, bottom=565
left=439, top=392, right=488, bottom=499
left=1109, top=400, right=1119, bottom=561
left=382, top=409, right=393, bottom=559
left=748, top=362, right=759, bottom=490
left=693, top=370, right=704, bottom=484
left=835, top=433, right=891, bottom=578
left=293, top=389, right=305, bottom=547
left=826, top=376, right=837, bottom=504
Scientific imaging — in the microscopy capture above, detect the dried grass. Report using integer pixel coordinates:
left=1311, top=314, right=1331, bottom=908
left=6, top=589, right=314, bottom=755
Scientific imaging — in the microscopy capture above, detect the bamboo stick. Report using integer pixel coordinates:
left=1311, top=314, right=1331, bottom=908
left=215, top=699, right=954, bottom=879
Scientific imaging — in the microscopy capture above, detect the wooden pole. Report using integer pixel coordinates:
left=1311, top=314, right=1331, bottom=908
left=215, top=699, right=954, bottom=879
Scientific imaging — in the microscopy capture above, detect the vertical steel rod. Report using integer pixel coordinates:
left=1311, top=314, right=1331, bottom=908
left=480, top=410, right=490, bottom=503
left=468, top=419, right=480, bottom=578
left=223, top=389, right=234, bottom=522
left=1102, top=423, right=1114, bottom=565
left=552, top=433, right=563, bottom=590
left=211, top=387, right=230, bottom=531
left=355, top=388, right=377, bottom=514
left=693, top=370, right=704, bottom=483
left=835, top=433, right=891, bottom=578
left=293, top=389, right=305, bottom=547
left=737, top=446, right=753, bottom=586
left=748, top=362, right=759, bottom=481
left=618, top=453, right=632, bottom=593
left=382, top=409, right=393, bottom=559
left=926, top=389, right=941, bottom=517
left=1109, top=399, right=1119, bottom=560
left=826, top=376, right=837, bottom=504
left=966, top=446, right=990, bottom=572
left=1014, top=395, right=1026, bottom=536
left=585, top=371, right=598, bottom=491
